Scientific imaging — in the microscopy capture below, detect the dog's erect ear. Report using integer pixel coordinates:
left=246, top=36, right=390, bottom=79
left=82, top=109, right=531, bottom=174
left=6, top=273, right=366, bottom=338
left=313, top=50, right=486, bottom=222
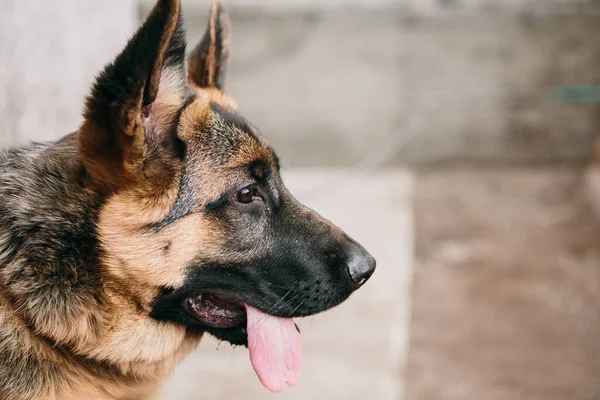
left=78, top=0, right=191, bottom=191
left=188, top=2, right=230, bottom=90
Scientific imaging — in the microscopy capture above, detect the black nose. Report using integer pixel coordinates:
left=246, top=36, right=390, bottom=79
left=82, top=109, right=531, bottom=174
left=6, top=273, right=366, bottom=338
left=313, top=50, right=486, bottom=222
left=347, top=247, right=376, bottom=288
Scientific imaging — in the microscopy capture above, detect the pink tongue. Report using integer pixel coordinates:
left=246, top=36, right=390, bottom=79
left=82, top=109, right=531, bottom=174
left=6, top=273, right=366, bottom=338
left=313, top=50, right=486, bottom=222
left=245, top=305, right=302, bottom=392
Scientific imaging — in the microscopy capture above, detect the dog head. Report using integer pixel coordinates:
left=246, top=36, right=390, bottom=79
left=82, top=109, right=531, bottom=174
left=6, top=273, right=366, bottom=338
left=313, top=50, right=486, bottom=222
left=78, top=0, right=375, bottom=349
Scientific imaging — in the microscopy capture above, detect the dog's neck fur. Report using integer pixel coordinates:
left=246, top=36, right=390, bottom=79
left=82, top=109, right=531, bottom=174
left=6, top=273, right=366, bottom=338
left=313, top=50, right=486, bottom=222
left=0, top=134, right=193, bottom=400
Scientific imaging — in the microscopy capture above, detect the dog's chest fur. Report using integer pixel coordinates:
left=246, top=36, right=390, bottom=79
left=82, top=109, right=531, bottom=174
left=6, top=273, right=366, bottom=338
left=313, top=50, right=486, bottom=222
left=0, top=137, right=200, bottom=399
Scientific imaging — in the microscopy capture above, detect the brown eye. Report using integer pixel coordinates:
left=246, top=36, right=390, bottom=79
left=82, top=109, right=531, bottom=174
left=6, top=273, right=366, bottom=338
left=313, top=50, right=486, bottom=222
left=234, top=186, right=261, bottom=204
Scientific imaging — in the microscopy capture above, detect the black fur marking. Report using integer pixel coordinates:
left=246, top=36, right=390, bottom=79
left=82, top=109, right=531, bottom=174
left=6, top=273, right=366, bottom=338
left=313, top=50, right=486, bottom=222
left=87, top=4, right=187, bottom=119
left=247, top=160, right=281, bottom=207
left=203, top=192, right=231, bottom=213
left=248, top=160, right=270, bottom=181
left=148, top=162, right=196, bottom=230
left=162, top=240, right=173, bottom=256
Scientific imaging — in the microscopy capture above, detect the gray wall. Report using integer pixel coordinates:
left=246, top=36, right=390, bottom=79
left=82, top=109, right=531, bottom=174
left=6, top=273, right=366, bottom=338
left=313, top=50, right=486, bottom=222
left=172, top=3, right=600, bottom=167
left=0, top=0, right=135, bottom=147
left=1, top=0, right=598, bottom=166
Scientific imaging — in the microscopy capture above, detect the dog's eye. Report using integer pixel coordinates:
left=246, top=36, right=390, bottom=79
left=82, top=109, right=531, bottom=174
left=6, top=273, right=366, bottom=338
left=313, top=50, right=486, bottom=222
left=234, top=186, right=263, bottom=204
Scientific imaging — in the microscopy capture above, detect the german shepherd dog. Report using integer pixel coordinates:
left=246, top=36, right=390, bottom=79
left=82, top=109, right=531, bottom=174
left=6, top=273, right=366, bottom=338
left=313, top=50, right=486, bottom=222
left=0, top=1, right=376, bottom=398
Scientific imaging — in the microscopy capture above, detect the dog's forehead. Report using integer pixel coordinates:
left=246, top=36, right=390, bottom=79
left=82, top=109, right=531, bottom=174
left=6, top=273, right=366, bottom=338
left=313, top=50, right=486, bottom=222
left=179, top=92, right=277, bottom=170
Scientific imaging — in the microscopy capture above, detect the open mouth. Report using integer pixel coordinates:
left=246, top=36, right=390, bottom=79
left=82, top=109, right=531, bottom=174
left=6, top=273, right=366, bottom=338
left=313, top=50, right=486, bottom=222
left=184, top=293, right=246, bottom=329
left=184, top=293, right=303, bottom=393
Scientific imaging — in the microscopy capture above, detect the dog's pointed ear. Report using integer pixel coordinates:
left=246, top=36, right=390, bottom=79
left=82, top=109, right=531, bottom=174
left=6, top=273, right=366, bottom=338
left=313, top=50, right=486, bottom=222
left=78, top=0, right=190, bottom=191
left=188, top=2, right=230, bottom=90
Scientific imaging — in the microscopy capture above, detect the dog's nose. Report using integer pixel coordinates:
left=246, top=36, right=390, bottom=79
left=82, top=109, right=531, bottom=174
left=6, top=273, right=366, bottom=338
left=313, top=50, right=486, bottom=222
left=346, top=247, right=376, bottom=288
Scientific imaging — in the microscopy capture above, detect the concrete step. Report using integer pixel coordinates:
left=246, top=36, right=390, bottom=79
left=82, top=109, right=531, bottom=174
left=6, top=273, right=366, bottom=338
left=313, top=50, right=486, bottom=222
left=407, top=167, right=600, bottom=400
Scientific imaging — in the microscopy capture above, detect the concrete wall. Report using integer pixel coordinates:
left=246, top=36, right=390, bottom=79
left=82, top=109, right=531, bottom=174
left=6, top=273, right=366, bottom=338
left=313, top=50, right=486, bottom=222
left=1, top=0, right=598, bottom=166
left=0, top=0, right=135, bottom=147
left=169, top=3, right=600, bottom=167
left=152, top=0, right=600, bottom=13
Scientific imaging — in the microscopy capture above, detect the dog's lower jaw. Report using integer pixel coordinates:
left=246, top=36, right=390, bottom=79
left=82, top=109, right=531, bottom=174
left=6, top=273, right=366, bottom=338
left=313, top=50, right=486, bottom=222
left=202, top=325, right=249, bottom=346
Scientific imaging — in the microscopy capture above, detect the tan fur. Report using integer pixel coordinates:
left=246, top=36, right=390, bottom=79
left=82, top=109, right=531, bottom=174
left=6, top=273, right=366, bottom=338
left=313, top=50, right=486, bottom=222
left=178, top=89, right=237, bottom=142
left=0, top=288, right=199, bottom=399
left=99, top=193, right=225, bottom=292
left=227, top=137, right=274, bottom=170
left=148, top=66, right=191, bottom=130
left=187, top=3, right=230, bottom=90
left=207, top=3, right=218, bottom=87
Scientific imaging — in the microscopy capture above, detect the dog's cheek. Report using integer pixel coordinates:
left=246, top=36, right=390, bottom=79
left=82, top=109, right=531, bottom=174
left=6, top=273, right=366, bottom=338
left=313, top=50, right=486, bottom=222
left=205, top=205, right=271, bottom=256
left=98, top=194, right=226, bottom=296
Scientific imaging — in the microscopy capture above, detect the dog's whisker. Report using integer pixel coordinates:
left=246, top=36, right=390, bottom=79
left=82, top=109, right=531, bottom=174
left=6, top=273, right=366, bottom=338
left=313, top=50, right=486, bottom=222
left=249, top=291, right=304, bottom=331
left=247, top=288, right=295, bottom=330
left=290, top=298, right=308, bottom=316
left=262, top=288, right=294, bottom=316
left=249, top=293, right=301, bottom=331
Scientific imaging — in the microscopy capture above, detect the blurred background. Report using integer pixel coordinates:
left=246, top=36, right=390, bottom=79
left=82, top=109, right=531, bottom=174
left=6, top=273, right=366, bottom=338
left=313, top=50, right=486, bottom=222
left=1, top=0, right=600, bottom=399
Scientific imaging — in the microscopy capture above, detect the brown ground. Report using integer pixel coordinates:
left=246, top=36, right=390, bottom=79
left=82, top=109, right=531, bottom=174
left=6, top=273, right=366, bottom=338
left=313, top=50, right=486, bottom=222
left=406, top=167, right=600, bottom=400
